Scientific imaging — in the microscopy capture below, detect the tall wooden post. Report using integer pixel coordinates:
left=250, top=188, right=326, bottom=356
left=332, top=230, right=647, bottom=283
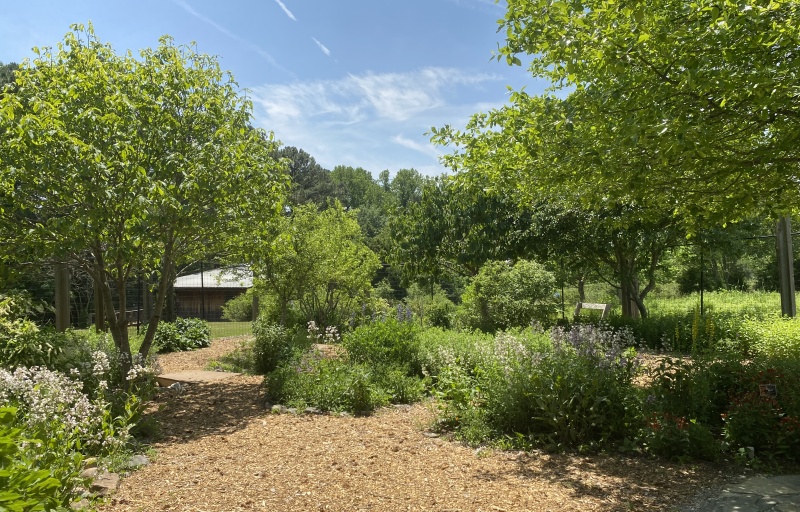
left=252, top=291, right=259, bottom=322
left=93, top=279, right=106, bottom=331
left=54, top=263, right=70, bottom=331
left=776, top=215, right=796, bottom=317
left=142, top=278, right=153, bottom=324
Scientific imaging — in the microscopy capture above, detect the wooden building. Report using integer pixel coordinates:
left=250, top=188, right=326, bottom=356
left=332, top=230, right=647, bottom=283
left=173, top=267, right=252, bottom=321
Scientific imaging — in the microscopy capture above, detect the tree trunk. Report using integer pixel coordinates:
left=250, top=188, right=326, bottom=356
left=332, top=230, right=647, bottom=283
left=138, top=254, right=175, bottom=358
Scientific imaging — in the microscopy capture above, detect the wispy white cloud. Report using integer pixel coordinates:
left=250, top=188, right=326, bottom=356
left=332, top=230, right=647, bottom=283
left=171, top=0, right=292, bottom=76
left=250, top=68, right=504, bottom=174
left=312, top=37, right=331, bottom=56
left=444, top=0, right=505, bottom=9
left=273, top=0, right=297, bottom=21
left=393, top=134, right=445, bottom=160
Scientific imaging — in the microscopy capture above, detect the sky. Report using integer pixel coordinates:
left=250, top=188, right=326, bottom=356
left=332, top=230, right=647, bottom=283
left=0, top=0, right=548, bottom=177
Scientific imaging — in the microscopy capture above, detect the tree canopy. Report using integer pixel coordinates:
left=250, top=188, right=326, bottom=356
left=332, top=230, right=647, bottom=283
left=0, top=25, right=287, bottom=364
left=276, top=146, right=334, bottom=207
left=244, top=201, right=380, bottom=329
left=433, top=0, right=800, bottom=226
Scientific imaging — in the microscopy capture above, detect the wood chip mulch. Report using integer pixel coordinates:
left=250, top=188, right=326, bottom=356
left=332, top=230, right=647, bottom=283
left=99, top=338, right=739, bottom=512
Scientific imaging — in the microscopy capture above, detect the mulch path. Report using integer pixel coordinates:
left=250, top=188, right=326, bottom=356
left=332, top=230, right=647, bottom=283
left=99, top=338, right=737, bottom=511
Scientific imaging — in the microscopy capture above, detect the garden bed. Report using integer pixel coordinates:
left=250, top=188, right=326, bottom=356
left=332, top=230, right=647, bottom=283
left=98, top=340, right=738, bottom=511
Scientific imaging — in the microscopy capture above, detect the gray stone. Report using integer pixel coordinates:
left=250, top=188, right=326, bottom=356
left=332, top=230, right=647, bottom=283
left=769, top=477, right=800, bottom=493
left=304, top=407, right=323, bottom=415
left=70, top=498, right=91, bottom=510
left=706, top=492, right=760, bottom=512
left=80, top=467, right=98, bottom=479
left=271, top=404, right=287, bottom=414
left=776, top=499, right=800, bottom=512
left=89, top=471, right=121, bottom=496
left=127, top=454, right=150, bottom=469
left=287, top=407, right=298, bottom=415
left=729, top=477, right=800, bottom=497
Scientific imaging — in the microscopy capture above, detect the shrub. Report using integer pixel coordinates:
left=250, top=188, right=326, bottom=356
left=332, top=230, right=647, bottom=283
left=155, top=317, right=211, bottom=353
left=343, top=318, right=421, bottom=375
left=372, top=364, right=426, bottom=404
left=0, top=294, right=70, bottom=369
left=460, top=259, right=557, bottom=332
left=641, top=414, right=720, bottom=461
left=265, top=355, right=389, bottom=414
left=721, top=359, right=800, bottom=459
left=642, top=352, right=800, bottom=461
left=403, top=283, right=456, bottom=329
left=252, top=319, right=292, bottom=374
left=221, top=289, right=254, bottom=322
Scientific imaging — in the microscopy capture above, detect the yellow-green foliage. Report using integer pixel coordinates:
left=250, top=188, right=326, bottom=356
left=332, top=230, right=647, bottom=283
left=740, top=317, right=800, bottom=359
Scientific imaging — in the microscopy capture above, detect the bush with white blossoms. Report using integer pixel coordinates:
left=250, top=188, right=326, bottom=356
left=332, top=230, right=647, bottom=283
left=307, top=321, right=341, bottom=344
left=0, top=365, right=127, bottom=455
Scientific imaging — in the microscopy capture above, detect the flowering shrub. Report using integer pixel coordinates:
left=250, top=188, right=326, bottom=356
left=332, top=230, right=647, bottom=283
left=432, top=325, right=642, bottom=451
left=720, top=362, right=800, bottom=460
left=307, top=321, right=341, bottom=344
left=0, top=366, right=126, bottom=455
left=641, top=413, right=719, bottom=461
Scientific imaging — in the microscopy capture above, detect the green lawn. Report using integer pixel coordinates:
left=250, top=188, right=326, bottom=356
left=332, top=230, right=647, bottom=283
left=75, top=320, right=252, bottom=354
left=208, top=321, right=251, bottom=339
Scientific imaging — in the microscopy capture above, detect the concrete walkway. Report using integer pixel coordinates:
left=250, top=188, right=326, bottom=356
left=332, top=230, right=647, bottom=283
left=681, top=475, right=800, bottom=511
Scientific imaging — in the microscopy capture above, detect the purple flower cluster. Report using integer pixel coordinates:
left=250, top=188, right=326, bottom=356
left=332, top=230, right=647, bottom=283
left=550, top=323, right=640, bottom=372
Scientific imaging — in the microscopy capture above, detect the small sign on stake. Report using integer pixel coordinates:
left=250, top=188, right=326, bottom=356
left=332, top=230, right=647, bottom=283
left=759, top=383, right=777, bottom=398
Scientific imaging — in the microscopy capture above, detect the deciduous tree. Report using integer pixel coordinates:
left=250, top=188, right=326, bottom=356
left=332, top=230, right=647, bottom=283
left=0, top=25, right=287, bottom=367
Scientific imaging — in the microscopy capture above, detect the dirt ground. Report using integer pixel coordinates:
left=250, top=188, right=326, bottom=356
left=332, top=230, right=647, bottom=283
left=99, top=338, right=737, bottom=512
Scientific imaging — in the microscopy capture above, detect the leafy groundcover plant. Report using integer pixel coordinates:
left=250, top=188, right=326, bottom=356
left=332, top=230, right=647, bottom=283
left=0, top=406, right=71, bottom=512
left=155, top=317, right=211, bottom=353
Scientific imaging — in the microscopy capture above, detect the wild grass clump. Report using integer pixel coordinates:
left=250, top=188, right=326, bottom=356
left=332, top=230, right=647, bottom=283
left=738, top=316, right=800, bottom=359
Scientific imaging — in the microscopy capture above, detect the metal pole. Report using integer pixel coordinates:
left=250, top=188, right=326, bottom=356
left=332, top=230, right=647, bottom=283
left=560, top=258, right=565, bottom=319
left=200, top=262, right=206, bottom=321
left=54, top=263, right=70, bottom=331
left=776, top=216, right=796, bottom=317
left=700, top=244, right=705, bottom=317
left=136, top=275, right=142, bottom=334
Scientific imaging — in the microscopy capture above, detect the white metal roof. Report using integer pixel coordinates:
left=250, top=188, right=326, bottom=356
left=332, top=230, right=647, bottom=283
left=173, top=267, right=253, bottom=289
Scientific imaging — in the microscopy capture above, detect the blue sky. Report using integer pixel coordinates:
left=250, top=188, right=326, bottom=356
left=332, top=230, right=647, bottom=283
left=0, top=0, right=546, bottom=176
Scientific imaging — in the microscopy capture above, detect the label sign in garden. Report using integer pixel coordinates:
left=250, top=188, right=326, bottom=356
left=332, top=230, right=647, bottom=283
left=759, top=384, right=777, bottom=398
